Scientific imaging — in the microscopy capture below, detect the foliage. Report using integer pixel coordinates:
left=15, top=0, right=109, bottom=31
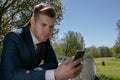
left=0, top=0, right=64, bottom=41
left=53, top=31, right=85, bottom=56
left=87, top=46, right=113, bottom=58
left=116, top=20, right=120, bottom=39
left=112, top=40, right=120, bottom=58
left=52, top=42, right=64, bottom=56
left=87, top=46, right=100, bottom=58
left=98, top=46, right=112, bottom=57
left=54, top=32, right=113, bottom=58
left=112, top=20, right=120, bottom=58
left=62, top=31, right=85, bottom=56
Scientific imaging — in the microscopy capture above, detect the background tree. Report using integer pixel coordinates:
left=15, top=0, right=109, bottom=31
left=112, top=20, right=120, bottom=58
left=98, top=46, right=112, bottom=57
left=52, top=42, right=64, bottom=56
left=56, top=31, right=85, bottom=56
left=113, top=41, right=120, bottom=58
left=87, top=46, right=100, bottom=58
left=0, top=0, right=64, bottom=41
left=116, top=20, right=120, bottom=39
left=87, top=46, right=112, bottom=58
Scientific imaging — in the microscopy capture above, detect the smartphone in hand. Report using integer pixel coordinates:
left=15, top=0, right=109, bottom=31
left=74, top=50, right=85, bottom=67
left=74, top=50, right=85, bottom=61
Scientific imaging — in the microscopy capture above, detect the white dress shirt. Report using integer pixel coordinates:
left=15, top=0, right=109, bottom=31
left=30, top=31, right=55, bottom=80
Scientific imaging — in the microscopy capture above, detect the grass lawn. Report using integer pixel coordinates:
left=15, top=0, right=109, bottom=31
left=94, top=57, right=120, bottom=80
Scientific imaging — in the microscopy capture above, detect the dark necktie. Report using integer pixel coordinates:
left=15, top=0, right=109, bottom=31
left=36, top=43, right=41, bottom=56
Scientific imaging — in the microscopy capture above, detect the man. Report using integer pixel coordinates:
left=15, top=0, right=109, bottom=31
left=0, top=3, right=83, bottom=80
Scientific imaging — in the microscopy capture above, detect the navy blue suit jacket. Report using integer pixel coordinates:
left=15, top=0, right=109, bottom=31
left=0, top=23, right=58, bottom=80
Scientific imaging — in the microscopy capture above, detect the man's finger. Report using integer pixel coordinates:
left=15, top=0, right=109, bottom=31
left=71, top=57, right=83, bottom=68
left=62, top=57, right=74, bottom=65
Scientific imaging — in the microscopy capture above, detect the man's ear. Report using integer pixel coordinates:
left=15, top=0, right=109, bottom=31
left=30, top=17, right=35, bottom=24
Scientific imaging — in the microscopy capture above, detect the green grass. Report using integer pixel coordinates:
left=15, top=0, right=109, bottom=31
left=94, top=57, right=120, bottom=80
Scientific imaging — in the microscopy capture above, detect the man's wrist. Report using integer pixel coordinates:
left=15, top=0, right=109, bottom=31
left=54, top=69, right=57, bottom=80
left=54, top=69, right=61, bottom=80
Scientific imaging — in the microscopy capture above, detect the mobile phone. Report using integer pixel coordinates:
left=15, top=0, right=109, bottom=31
left=74, top=50, right=85, bottom=61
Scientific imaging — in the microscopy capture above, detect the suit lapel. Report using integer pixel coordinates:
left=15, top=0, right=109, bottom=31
left=22, top=23, right=37, bottom=67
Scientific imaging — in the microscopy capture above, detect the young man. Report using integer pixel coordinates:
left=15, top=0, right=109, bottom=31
left=0, top=3, right=83, bottom=80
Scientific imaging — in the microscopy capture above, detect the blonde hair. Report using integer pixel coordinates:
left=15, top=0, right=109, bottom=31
left=33, top=3, right=56, bottom=20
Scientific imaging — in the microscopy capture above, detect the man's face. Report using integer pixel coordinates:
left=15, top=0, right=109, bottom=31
left=31, top=14, right=55, bottom=42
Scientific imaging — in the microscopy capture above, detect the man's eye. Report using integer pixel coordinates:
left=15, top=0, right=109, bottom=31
left=50, top=26, right=54, bottom=29
left=41, top=24, right=46, bottom=27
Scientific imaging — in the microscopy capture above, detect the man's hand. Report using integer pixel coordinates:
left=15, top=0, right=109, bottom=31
left=54, top=57, right=83, bottom=80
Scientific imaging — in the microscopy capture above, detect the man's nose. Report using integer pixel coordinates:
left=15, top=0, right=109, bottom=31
left=46, top=27, right=52, bottom=34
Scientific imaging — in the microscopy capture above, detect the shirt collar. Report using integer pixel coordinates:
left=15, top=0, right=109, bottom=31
left=30, top=31, right=41, bottom=46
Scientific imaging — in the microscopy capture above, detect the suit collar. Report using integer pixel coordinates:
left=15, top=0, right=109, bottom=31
left=30, top=31, right=42, bottom=46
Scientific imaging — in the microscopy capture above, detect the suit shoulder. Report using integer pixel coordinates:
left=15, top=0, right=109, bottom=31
left=4, top=27, right=23, bottom=41
left=11, top=27, right=23, bottom=35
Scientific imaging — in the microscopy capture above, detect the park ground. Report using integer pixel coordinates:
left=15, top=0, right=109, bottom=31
left=95, top=57, right=120, bottom=80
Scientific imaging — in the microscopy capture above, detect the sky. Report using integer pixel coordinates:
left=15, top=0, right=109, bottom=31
left=56, top=0, right=120, bottom=48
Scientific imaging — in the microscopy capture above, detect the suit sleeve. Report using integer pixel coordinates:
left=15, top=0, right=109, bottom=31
left=40, top=40, right=58, bottom=70
left=1, top=32, right=45, bottom=80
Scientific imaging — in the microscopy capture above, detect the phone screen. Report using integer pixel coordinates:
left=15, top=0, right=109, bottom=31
left=74, top=50, right=85, bottom=61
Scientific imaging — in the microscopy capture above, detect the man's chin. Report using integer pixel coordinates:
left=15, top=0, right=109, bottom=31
left=41, top=39, right=48, bottom=42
